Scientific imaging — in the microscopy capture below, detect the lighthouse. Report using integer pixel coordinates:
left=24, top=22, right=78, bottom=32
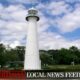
left=24, top=8, right=41, bottom=70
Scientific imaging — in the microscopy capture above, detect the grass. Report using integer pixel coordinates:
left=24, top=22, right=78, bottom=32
left=1, top=65, right=80, bottom=71
left=44, top=65, right=80, bottom=71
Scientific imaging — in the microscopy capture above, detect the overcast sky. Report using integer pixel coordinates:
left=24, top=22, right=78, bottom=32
left=0, top=0, right=80, bottom=49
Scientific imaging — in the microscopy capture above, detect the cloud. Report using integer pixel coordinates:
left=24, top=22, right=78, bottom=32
left=65, top=0, right=80, bottom=3
left=0, top=4, right=27, bottom=45
left=0, top=3, right=51, bottom=49
left=36, top=2, right=80, bottom=49
left=39, top=31, right=80, bottom=50
left=47, top=1, right=72, bottom=15
left=50, top=0, right=80, bottom=3
left=7, top=0, right=39, bottom=4
left=37, top=1, right=80, bottom=33
left=57, top=5, right=80, bottom=32
left=36, top=1, right=79, bottom=33
left=10, top=41, right=21, bottom=48
left=36, top=1, right=73, bottom=16
left=0, top=0, right=80, bottom=50
left=38, top=15, right=50, bottom=32
left=0, top=4, right=27, bottom=22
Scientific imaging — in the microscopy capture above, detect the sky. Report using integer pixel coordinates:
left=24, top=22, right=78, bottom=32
left=0, top=0, right=80, bottom=50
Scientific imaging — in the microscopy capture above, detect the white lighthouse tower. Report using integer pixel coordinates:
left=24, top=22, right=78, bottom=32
left=24, top=8, right=41, bottom=70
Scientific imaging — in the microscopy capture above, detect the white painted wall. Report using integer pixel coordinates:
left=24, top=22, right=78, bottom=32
left=24, top=17, right=41, bottom=70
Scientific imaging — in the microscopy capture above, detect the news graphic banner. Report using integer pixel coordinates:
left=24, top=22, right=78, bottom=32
left=0, top=70, right=80, bottom=79
left=0, top=70, right=26, bottom=79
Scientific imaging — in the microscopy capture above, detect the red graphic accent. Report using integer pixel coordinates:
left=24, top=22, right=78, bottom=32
left=0, top=70, right=26, bottom=79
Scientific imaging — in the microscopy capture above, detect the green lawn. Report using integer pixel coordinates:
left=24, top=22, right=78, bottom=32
left=44, top=65, right=80, bottom=71
left=1, top=65, right=80, bottom=71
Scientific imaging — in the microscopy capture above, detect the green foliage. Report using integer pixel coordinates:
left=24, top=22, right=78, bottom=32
left=0, top=43, right=80, bottom=70
left=15, top=46, right=25, bottom=61
left=40, top=46, right=80, bottom=69
left=0, top=44, right=6, bottom=68
left=0, top=44, right=25, bottom=69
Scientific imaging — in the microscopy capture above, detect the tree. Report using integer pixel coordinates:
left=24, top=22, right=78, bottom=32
left=15, top=46, right=25, bottom=61
left=40, top=50, right=53, bottom=68
left=0, top=44, right=6, bottom=68
left=69, top=46, right=79, bottom=52
left=69, top=46, right=80, bottom=64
